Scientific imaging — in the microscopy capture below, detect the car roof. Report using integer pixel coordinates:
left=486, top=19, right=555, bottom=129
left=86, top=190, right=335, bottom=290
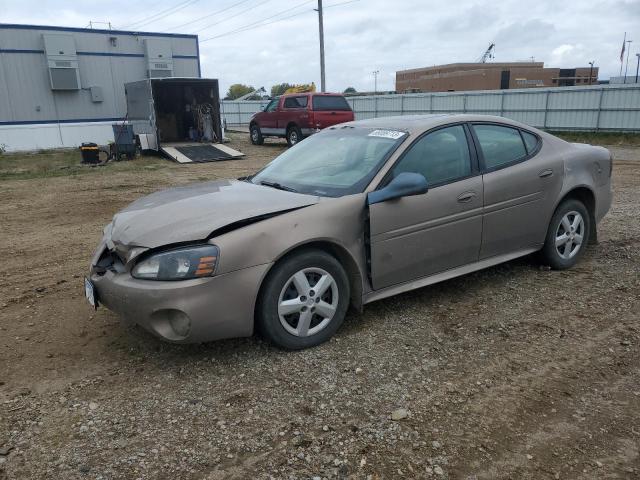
left=280, top=92, right=345, bottom=97
left=341, top=114, right=539, bottom=134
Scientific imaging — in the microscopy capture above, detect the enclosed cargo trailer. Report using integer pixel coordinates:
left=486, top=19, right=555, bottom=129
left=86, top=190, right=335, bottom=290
left=125, top=77, right=243, bottom=163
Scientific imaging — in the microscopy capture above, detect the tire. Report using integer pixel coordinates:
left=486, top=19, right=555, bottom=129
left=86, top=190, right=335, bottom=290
left=286, top=125, right=303, bottom=147
left=540, top=198, right=591, bottom=270
left=250, top=124, right=264, bottom=145
left=257, top=250, right=350, bottom=350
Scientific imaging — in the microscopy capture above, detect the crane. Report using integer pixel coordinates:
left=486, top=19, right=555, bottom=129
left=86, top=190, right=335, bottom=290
left=235, top=87, right=266, bottom=101
left=477, top=43, right=495, bottom=63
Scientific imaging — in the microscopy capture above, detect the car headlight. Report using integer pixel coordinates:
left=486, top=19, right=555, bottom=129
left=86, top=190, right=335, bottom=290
left=131, top=245, right=219, bottom=281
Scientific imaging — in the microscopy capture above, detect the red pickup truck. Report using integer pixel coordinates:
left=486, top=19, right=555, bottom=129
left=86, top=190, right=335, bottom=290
left=249, top=92, right=354, bottom=147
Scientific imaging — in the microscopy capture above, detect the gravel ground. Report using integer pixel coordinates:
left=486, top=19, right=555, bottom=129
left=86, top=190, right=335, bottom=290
left=0, top=134, right=639, bottom=479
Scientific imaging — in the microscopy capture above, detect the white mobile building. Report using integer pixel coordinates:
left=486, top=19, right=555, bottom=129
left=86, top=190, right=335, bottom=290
left=0, top=23, right=201, bottom=152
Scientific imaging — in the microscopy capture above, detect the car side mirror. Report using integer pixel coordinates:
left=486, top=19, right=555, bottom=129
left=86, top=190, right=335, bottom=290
left=367, top=172, right=428, bottom=205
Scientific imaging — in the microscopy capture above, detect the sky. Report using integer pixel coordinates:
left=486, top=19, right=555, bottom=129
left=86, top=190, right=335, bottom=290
left=2, top=0, right=640, bottom=95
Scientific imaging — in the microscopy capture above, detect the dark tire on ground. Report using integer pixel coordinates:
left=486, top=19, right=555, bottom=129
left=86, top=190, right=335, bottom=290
left=540, top=198, right=591, bottom=270
left=257, top=249, right=350, bottom=350
left=286, top=125, right=303, bottom=147
left=250, top=124, right=264, bottom=145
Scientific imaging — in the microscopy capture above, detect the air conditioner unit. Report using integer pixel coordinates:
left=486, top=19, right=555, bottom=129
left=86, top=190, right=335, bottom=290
left=144, top=39, right=173, bottom=78
left=43, top=34, right=81, bottom=90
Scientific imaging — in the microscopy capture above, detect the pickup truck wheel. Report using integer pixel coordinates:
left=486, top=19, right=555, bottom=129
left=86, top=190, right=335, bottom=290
left=250, top=125, right=264, bottom=145
left=286, top=125, right=302, bottom=147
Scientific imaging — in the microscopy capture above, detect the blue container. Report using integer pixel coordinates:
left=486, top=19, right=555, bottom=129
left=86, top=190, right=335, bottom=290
left=112, top=123, right=136, bottom=159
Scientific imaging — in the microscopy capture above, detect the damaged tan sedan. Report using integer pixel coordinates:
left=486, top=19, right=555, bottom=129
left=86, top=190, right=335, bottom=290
left=87, top=115, right=612, bottom=349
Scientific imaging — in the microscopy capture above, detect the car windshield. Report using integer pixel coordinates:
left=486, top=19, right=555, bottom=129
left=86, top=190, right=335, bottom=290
left=250, top=127, right=407, bottom=197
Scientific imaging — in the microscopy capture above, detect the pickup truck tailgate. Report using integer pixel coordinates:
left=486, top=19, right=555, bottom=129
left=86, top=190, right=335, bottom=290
left=311, top=95, right=354, bottom=128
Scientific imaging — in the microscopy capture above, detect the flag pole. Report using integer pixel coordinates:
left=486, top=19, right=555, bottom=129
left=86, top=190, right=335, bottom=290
left=620, top=32, right=627, bottom=76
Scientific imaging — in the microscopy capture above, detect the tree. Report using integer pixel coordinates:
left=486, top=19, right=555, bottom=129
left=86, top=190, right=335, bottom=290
left=225, top=84, right=254, bottom=100
left=343, top=86, right=357, bottom=94
left=270, top=83, right=294, bottom=97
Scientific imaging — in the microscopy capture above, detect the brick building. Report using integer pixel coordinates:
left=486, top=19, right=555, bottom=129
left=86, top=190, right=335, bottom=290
left=396, top=62, right=598, bottom=93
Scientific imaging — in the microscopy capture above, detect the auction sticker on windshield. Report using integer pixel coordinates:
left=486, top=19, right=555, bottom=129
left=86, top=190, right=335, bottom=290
left=368, top=129, right=406, bottom=140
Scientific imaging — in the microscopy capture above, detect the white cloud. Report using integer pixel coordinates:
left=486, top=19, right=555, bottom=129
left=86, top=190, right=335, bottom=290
left=2, top=0, right=638, bottom=94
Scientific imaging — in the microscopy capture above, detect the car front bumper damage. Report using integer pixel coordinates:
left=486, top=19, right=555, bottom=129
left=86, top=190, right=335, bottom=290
left=90, top=262, right=270, bottom=343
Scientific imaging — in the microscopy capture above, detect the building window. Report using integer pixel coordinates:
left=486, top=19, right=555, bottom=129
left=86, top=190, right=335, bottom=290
left=515, top=78, right=544, bottom=87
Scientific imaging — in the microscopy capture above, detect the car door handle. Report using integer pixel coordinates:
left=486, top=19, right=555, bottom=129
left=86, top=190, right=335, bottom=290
left=538, top=169, right=553, bottom=178
left=457, top=191, right=476, bottom=203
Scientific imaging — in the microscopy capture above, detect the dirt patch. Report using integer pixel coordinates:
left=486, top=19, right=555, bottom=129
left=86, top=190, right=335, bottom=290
left=0, top=135, right=638, bottom=479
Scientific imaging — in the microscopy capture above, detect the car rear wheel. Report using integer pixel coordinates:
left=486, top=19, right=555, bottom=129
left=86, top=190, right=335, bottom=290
left=250, top=124, right=264, bottom=145
left=286, top=125, right=302, bottom=147
left=257, top=250, right=350, bottom=350
left=540, top=198, right=591, bottom=270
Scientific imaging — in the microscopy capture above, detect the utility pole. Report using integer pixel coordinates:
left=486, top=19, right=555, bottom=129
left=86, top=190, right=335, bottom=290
left=588, top=61, right=594, bottom=85
left=317, top=0, right=326, bottom=92
left=636, top=53, right=640, bottom=84
left=372, top=70, right=379, bottom=118
left=624, top=40, right=632, bottom=83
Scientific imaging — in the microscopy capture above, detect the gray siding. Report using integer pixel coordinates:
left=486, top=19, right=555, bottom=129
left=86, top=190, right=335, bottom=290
left=222, top=84, right=640, bottom=132
left=0, top=24, right=199, bottom=124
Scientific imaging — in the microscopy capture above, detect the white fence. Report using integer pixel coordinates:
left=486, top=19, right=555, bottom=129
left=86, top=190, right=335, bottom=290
left=221, top=84, right=640, bottom=132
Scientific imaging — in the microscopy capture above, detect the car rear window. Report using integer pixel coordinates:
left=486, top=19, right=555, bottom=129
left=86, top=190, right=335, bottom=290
left=473, top=124, right=528, bottom=170
left=312, top=95, right=351, bottom=111
left=283, top=96, right=308, bottom=108
left=521, top=130, right=540, bottom=154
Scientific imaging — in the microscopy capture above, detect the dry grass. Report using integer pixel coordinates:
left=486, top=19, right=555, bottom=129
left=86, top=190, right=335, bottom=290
left=554, top=131, right=640, bottom=146
left=0, top=149, right=167, bottom=181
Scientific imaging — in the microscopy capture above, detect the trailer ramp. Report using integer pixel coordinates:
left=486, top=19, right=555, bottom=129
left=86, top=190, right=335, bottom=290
left=161, top=143, right=244, bottom=164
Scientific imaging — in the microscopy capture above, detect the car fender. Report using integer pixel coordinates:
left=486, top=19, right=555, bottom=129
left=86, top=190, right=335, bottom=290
left=555, top=143, right=609, bottom=211
left=212, top=193, right=370, bottom=302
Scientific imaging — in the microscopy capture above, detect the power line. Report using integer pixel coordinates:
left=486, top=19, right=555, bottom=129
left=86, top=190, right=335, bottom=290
left=167, top=0, right=253, bottom=31
left=189, top=0, right=274, bottom=34
left=119, top=0, right=176, bottom=28
left=122, top=0, right=199, bottom=29
left=135, top=1, right=200, bottom=28
left=199, top=0, right=357, bottom=42
left=200, top=0, right=314, bottom=42
left=324, top=0, right=360, bottom=9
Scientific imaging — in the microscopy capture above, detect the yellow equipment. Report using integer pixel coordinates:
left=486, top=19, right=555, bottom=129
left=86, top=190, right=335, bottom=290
left=284, top=82, right=316, bottom=94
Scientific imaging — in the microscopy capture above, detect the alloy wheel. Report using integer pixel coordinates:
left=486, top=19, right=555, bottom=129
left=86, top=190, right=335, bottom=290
left=277, top=267, right=338, bottom=337
left=555, top=210, right=584, bottom=259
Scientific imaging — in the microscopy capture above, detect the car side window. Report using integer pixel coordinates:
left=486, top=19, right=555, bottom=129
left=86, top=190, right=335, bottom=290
left=473, top=124, right=527, bottom=170
left=265, top=99, right=279, bottom=112
left=284, top=96, right=308, bottom=108
left=391, top=125, right=472, bottom=186
left=521, top=130, right=540, bottom=154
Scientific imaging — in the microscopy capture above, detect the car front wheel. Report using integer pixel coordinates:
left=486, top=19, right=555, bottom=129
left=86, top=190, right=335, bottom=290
left=250, top=124, right=264, bottom=145
left=257, top=250, right=350, bottom=350
left=540, top=198, right=591, bottom=270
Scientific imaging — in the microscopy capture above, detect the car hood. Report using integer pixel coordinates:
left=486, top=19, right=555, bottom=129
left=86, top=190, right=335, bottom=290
left=107, top=179, right=319, bottom=249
